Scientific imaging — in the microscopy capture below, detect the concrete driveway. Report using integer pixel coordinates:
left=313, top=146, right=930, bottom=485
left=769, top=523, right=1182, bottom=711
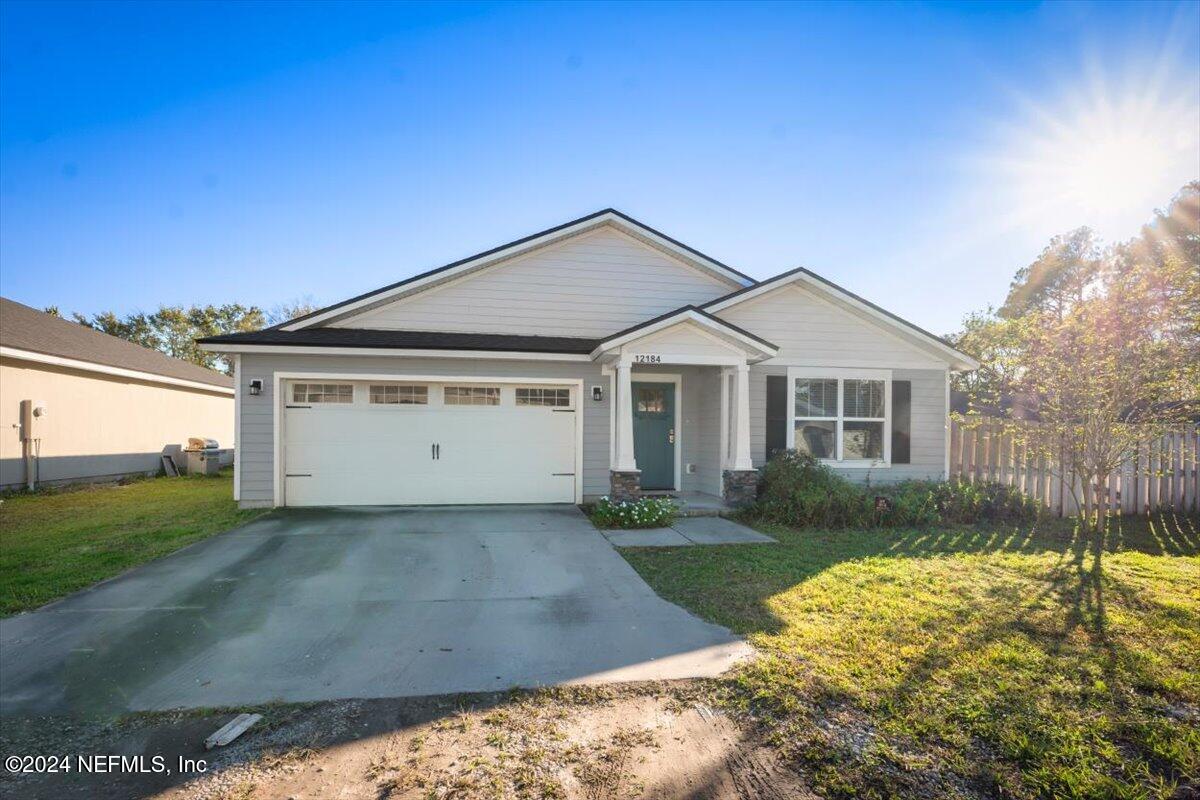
left=0, top=506, right=750, bottom=716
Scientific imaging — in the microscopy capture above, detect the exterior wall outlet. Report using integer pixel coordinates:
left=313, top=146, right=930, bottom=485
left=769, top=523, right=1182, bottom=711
left=686, top=463, right=696, bottom=474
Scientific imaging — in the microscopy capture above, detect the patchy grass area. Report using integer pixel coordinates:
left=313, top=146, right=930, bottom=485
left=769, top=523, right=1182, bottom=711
left=622, top=513, right=1200, bottom=800
left=0, top=471, right=266, bottom=615
left=0, top=684, right=805, bottom=800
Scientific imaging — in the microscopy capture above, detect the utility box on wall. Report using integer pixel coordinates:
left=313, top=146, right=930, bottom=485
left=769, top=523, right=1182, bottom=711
left=18, top=399, right=48, bottom=490
left=19, top=399, right=47, bottom=441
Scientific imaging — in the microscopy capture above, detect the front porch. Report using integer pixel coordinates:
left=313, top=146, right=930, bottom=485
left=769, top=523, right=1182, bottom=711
left=592, top=308, right=778, bottom=507
left=641, top=489, right=734, bottom=517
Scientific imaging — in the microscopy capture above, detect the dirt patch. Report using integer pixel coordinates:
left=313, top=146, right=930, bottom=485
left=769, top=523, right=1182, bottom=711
left=0, top=682, right=814, bottom=799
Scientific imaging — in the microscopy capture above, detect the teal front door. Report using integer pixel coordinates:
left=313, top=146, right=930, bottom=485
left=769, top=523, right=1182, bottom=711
left=631, top=382, right=675, bottom=490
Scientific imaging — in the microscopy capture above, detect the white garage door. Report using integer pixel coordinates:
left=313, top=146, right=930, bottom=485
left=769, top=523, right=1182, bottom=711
left=282, top=380, right=577, bottom=506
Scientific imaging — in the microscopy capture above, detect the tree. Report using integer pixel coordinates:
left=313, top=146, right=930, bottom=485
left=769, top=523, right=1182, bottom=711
left=998, top=227, right=1103, bottom=320
left=75, top=310, right=158, bottom=350
left=1109, top=182, right=1200, bottom=398
left=266, top=297, right=319, bottom=327
left=1007, top=279, right=1192, bottom=528
left=954, top=182, right=1198, bottom=529
left=945, top=308, right=1025, bottom=410
left=72, top=304, right=265, bottom=374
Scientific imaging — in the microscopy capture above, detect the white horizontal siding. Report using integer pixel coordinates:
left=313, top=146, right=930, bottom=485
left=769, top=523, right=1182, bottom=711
left=238, top=354, right=611, bottom=504
left=332, top=227, right=736, bottom=337
left=717, top=285, right=946, bottom=368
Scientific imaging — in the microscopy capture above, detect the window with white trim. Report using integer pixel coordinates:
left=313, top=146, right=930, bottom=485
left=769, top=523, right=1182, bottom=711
left=370, top=384, right=427, bottom=405
left=515, top=387, right=570, bottom=407
left=444, top=386, right=501, bottom=406
left=292, top=383, right=353, bottom=404
left=792, top=373, right=889, bottom=464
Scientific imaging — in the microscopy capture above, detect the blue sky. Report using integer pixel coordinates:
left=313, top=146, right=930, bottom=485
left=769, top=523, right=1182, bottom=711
left=1, top=1, right=1197, bottom=334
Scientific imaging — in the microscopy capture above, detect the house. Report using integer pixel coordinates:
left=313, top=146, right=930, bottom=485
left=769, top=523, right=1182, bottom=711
left=0, top=298, right=234, bottom=490
left=198, top=210, right=978, bottom=509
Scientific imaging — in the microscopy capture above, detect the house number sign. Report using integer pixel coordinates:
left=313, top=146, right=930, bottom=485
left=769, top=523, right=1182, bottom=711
left=633, top=354, right=663, bottom=363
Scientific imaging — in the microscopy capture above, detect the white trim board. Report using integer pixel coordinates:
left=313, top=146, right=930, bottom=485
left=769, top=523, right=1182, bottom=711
left=0, top=346, right=234, bottom=395
left=271, top=372, right=585, bottom=507
left=201, top=344, right=592, bottom=362
left=233, top=354, right=242, bottom=502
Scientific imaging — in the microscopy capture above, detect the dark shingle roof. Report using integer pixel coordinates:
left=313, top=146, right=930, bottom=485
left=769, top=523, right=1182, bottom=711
left=0, top=297, right=233, bottom=389
left=197, top=327, right=600, bottom=354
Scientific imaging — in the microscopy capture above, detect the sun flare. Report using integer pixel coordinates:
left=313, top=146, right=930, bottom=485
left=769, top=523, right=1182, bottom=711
left=984, top=59, right=1199, bottom=243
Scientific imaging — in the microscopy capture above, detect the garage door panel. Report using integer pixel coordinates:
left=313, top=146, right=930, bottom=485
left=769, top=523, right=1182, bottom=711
left=283, top=382, right=577, bottom=506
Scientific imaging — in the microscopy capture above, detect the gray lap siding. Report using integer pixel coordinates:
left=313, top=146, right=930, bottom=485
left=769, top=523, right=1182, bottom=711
left=237, top=354, right=610, bottom=505
left=237, top=355, right=950, bottom=506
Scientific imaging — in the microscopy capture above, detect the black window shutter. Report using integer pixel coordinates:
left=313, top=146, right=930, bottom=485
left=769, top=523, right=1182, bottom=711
left=892, top=380, right=911, bottom=464
left=766, top=375, right=788, bottom=462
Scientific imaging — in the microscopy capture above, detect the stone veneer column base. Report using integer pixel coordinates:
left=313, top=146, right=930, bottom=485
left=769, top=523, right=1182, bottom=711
left=722, top=469, right=760, bottom=507
left=609, top=470, right=642, bottom=503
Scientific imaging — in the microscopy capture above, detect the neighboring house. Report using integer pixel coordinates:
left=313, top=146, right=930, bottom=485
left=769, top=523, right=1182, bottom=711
left=199, top=209, right=978, bottom=509
left=0, top=298, right=234, bottom=490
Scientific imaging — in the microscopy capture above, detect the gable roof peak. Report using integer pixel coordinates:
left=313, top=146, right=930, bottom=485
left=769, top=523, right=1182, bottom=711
left=703, top=266, right=979, bottom=370
left=282, top=209, right=755, bottom=331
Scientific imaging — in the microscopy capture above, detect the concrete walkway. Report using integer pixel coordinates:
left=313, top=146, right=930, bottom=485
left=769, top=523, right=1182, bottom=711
left=0, top=506, right=752, bottom=716
left=602, top=516, right=778, bottom=547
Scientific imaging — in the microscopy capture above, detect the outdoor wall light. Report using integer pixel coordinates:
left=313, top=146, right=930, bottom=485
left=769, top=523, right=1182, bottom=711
left=249, top=379, right=263, bottom=396
left=591, top=385, right=603, bottom=402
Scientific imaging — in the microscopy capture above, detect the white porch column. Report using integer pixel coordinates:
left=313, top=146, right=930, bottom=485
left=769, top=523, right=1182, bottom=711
left=613, top=360, right=638, bottom=472
left=731, top=362, right=754, bottom=470
left=719, top=367, right=732, bottom=468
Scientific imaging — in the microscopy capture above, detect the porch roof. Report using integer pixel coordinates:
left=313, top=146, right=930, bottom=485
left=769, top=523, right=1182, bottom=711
left=589, top=306, right=779, bottom=362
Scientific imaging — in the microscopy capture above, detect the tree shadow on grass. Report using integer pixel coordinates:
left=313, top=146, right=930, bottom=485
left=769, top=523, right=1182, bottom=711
left=628, top=510, right=1198, bottom=641
left=623, top=510, right=1200, bottom=797
left=846, top=514, right=1191, bottom=793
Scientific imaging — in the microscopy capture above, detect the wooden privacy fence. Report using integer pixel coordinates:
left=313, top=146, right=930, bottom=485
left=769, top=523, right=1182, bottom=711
left=948, top=419, right=1200, bottom=517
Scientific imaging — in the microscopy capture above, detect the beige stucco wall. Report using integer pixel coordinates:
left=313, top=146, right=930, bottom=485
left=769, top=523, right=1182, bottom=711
left=0, top=356, right=233, bottom=489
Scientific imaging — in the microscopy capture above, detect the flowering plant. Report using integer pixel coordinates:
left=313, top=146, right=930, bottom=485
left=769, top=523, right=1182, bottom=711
left=589, top=496, right=679, bottom=529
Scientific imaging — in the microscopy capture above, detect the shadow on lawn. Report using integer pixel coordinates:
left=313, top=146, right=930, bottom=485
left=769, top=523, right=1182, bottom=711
left=707, top=510, right=1200, bottom=797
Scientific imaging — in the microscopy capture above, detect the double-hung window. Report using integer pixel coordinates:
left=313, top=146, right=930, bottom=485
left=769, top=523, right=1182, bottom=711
left=788, top=369, right=890, bottom=465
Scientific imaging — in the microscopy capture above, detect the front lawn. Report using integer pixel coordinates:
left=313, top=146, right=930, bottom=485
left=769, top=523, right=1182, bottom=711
left=622, top=514, right=1200, bottom=799
left=0, top=471, right=266, bottom=615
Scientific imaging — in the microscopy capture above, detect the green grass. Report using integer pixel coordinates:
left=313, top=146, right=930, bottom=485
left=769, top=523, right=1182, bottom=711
left=0, top=471, right=267, bottom=615
left=622, top=513, right=1200, bottom=799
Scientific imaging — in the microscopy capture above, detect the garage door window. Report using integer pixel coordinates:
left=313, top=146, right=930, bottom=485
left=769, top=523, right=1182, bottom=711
left=515, top=387, right=570, bottom=407
left=444, top=386, right=501, bottom=406
left=370, top=385, right=428, bottom=405
left=292, top=383, right=353, bottom=404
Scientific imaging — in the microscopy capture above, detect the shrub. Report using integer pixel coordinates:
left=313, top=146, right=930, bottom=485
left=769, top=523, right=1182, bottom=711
left=589, top=496, right=679, bottom=529
left=926, top=478, right=1041, bottom=523
left=755, top=450, right=876, bottom=528
left=752, top=450, right=1038, bottom=529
